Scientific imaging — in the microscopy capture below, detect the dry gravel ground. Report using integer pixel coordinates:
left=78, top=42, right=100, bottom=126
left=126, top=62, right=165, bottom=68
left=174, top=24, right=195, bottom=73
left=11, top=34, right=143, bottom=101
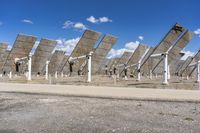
left=0, top=93, right=200, bottom=133
left=0, top=75, right=199, bottom=90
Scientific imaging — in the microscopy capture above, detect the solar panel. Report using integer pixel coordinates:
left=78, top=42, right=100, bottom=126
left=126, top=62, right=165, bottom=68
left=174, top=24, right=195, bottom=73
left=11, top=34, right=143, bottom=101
left=139, top=47, right=154, bottom=75
left=32, top=38, right=57, bottom=74
left=117, top=51, right=133, bottom=66
left=57, top=55, right=69, bottom=74
left=0, top=43, right=9, bottom=73
left=188, top=50, right=200, bottom=76
left=97, top=58, right=111, bottom=74
left=48, top=50, right=65, bottom=75
left=193, top=50, right=200, bottom=62
left=178, top=56, right=193, bottom=76
left=116, top=44, right=148, bottom=76
left=153, top=30, right=193, bottom=74
left=0, top=43, right=7, bottom=52
left=80, top=35, right=117, bottom=74
left=126, top=44, right=149, bottom=73
left=140, top=23, right=186, bottom=74
left=2, top=34, right=37, bottom=73
left=174, top=59, right=185, bottom=74
left=60, top=29, right=101, bottom=74
left=170, top=54, right=185, bottom=75
left=108, top=58, right=119, bottom=70
left=115, top=51, right=133, bottom=75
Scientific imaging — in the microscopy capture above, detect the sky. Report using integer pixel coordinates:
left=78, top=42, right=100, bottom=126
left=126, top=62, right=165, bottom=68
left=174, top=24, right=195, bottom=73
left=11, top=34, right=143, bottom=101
left=0, top=0, right=200, bottom=58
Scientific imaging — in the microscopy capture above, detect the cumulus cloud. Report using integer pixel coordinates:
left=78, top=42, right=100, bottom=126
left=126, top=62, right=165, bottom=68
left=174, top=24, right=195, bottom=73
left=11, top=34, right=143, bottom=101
left=74, top=22, right=87, bottom=30
left=63, top=20, right=87, bottom=31
left=55, top=37, right=80, bottom=55
left=99, top=17, right=112, bottom=23
left=107, top=41, right=139, bottom=59
left=86, top=16, right=98, bottom=24
left=86, top=16, right=112, bottom=24
left=21, top=19, right=33, bottom=24
left=180, top=50, right=195, bottom=60
left=194, top=28, right=200, bottom=37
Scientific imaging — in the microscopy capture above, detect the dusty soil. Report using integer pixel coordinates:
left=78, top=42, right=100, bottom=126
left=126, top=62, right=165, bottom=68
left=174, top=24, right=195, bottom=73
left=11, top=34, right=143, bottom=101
left=0, top=92, right=200, bottom=133
left=0, top=75, right=199, bottom=90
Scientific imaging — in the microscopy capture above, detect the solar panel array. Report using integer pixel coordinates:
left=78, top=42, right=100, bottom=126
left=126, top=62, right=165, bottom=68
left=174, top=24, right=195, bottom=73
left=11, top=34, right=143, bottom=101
left=80, top=35, right=117, bottom=74
left=139, top=47, right=154, bottom=75
left=97, top=58, right=111, bottom=74
left=0, top=23, right=198, bottom=81
left=177, top=56, right=193, bottom=76
left=126, top=44, right=149, bottom=74
left=140, top=23, right=186, bottom=74
left=110, top=58, right=120, bottom=69
left=188, top=50, right=200, bottom=76
left=3, top=34, right=37, bottom=73
left=170, top=54, right=185, bottom=75
left=115, top=51, right=133, bottom=75
left=32, top=38, right=57, bottom=74
left=0, top=43, right=9, bottom=73
left=153, top=30, right=194, bottom=74
left=61, top=30, right=101, bottom=74
left=48, top=50, right=65, bottom=75
left=57, top=55, right=69, bottom=74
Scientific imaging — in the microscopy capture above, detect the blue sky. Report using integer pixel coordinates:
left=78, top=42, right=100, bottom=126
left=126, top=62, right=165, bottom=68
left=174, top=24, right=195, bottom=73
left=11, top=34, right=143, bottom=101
left=0, top=0, right=200, bottom=58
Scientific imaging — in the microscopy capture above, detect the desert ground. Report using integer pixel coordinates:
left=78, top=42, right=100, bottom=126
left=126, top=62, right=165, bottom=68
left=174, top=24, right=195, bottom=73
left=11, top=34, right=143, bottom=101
left=0, top=82, right=200, bottom=133
left=0, top=92, right=200, bottom=133
left=0, top=75, right=199, bottom=90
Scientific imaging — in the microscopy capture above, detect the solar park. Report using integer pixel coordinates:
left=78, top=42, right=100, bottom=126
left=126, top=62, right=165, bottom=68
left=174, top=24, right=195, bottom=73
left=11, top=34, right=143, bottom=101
left=0, top=23, right=199, bottom=90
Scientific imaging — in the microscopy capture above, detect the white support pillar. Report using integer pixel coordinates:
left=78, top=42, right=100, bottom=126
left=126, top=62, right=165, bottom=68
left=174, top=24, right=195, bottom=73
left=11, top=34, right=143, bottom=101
left=137, top=61, right=141, bottom=81
left=61, top=71, right=64, bottom=78
left=149, top=70, right=152, bottom=80
left=45, top=61, right=50, bottom=80
left=9, top=71, right=12, bottom=79
left=197, top=61, right=200, bottom=82
left=87, top=52, right=92, bottom=82
left=167, top=65, right=170, bottom=80
left=55, top=71, right=58, bottom=79
left=28, top=53, right=32, bottom=81
left=163, top=53, right=168, bottom=85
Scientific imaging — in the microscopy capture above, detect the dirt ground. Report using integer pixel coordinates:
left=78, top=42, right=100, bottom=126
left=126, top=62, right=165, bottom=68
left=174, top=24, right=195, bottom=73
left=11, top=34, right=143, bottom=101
left=0, top=92, right=200, bottom=133
left=0, top=75, right=199, bottom=90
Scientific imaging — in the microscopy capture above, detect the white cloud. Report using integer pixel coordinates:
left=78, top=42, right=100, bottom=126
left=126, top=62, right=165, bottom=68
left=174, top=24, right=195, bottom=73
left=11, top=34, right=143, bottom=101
left=74, top=22, right=87, bottom=30
left=194, top=28, right=200, bottom=37
left=62, top=21, right=74, bottom=29
left=86, top=16, right=98, bottom=23
left=86, top=16, right=112, bottom=24
left=180, top=50, right=195, bottom=60
left=21, top=19, right=33, bottom=24
left=55, top=37, right=80, bottom=55
left=63, top=20, right=87, bottom=31
left=138, top=36, right=144, bottom=41
left=107, top=41, right=139, bottom=59
left=99, top=17, right=112, bottom=23
left=0, top=21, right=3, bottom=26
